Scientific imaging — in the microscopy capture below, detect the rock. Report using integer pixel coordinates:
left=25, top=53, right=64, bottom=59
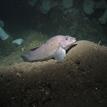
left=40, top=0, right=57, bottom=14
left=40, top=0, right=52, bottom=14
left=0, top=27, right=9, bottom=40
left=12, top=38, right=24, bottom=45
left=28, top=0, right=38, bottom=6
left=99, top=9, right=107, bottom=24
left=83, top=0, right=95, bottom=15
left=95, top=0, right=107, bottom=9
left=62, top=0, right=74, bottom=9
left=0, top=20, right=4, bottom=28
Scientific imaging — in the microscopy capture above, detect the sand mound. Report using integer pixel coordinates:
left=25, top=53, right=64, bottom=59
left=0, top=40, right=107, bottom=107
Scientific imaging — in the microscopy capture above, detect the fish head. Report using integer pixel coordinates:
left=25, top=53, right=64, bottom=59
left=60, top=35, right=76, bottom=50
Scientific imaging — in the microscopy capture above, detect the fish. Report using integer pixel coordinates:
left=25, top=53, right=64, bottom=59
left=21, top=35, right=76, bottom=62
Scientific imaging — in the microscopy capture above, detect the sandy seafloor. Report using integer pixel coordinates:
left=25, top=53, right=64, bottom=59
left=0, top=39, right=107, bottom=107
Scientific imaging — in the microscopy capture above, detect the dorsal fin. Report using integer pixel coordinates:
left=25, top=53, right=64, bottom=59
left=30, top=46, right=39, bottom=51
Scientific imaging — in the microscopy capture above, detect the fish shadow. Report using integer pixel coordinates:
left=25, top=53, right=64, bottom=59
left=66, top=44, right=77, bottom=53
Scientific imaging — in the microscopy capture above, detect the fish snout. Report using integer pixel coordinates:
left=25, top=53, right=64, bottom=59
left=71, top=37, right=76, bottom=43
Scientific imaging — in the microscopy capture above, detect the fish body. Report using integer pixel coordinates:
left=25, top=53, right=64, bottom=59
left=21, top=35, right=76, bottom=62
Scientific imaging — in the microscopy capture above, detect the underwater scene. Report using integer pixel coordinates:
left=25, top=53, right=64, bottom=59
left=0, top=0, right=107, bottom=106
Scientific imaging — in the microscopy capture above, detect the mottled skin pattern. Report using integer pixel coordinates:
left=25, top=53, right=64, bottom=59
left=22, top=35, right=76, bottom=62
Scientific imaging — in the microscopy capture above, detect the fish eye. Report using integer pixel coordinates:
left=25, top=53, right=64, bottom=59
left=65, top=37, right=69, bottom=40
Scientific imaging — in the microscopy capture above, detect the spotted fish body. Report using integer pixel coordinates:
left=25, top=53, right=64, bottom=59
left=22, top=35, right=76, bottom=62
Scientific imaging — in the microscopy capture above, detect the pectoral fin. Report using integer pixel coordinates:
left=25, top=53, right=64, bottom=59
left=54, top=47, right=66, bottom=62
